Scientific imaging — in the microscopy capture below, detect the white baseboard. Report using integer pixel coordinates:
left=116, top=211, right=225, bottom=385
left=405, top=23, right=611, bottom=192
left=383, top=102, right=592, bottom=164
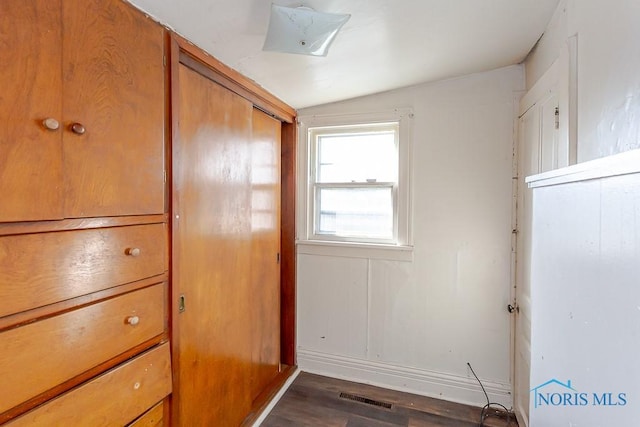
left=251, top=367, right=301, bottom=427
left=297, top=349, right=512, bottom=408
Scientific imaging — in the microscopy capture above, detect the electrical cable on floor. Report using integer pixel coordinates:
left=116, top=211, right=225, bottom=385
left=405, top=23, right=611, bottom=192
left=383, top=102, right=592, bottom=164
left=467, top=362, right=515, bottom=427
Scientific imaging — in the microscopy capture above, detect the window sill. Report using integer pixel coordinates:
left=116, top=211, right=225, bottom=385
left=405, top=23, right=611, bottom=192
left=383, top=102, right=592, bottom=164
left=296, top=240, right=414, bottom=262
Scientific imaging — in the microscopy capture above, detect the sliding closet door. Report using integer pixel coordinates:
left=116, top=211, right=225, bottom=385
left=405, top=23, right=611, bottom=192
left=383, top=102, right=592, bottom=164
left=249, top=110, right=281, bottom=400
left=174, top=64, right=253, bottom=426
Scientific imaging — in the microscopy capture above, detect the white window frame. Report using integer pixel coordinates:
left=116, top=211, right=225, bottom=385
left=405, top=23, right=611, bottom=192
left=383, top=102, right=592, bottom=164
left=297, top=109, right=413, bottom=258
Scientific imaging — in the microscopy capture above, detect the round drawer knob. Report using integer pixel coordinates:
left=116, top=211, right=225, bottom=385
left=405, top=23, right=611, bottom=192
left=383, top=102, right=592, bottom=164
left=42, top=118, right=60, bottom=131
left=126, top=316, right=140, bottom=326
left=125, top=247, right=141, bottom=257
left=70, top=122, right=86, bottom=135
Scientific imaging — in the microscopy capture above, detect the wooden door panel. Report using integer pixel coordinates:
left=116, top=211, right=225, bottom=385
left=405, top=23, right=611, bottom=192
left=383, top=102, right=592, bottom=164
left=175, top=64, right=253, bottom=426
left=62, top=0, right=165, bottom=218
left=249, top=109, right=281, bottom=400
left=0, top=0, right=63, bottom=222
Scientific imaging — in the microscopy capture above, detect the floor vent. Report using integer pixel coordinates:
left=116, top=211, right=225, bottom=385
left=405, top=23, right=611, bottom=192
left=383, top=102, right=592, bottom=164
left=339, top=392, right=393, bottom=409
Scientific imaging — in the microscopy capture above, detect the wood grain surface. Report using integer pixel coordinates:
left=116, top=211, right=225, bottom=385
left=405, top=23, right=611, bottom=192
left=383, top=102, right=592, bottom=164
left=263, top=372, right=516, bottom=427
left=174, top=63, right=254, bottom=426
left=0, top=284, right=165, bottom=414
left=249, top=109, right=282, bottom=401
left=0, top=0, right=64, bottom=222
left=62, top=0, right=165, bottom=217
left=129, top=401, right=165, bottom=427
left=280, top=121, right=297, bottom=366
left=0, top=223, right=167, bottom=317
left=6, top=343, right=171, bottom=427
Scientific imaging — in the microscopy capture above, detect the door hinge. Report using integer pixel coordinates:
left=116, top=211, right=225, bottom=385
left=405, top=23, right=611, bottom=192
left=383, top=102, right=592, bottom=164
left=554, top=106, right=560, bottom=129
left=277, top=252, right=281, bottom=264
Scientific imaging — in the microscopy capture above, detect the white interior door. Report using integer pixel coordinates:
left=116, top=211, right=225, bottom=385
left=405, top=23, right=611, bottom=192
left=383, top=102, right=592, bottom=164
left=513, top=43, right=575, bottom=426
left=514, top=81, right=561, bottom=427
left=539, top=93, right=561, bottom=172
left=514, top=105, right=540, bottom=427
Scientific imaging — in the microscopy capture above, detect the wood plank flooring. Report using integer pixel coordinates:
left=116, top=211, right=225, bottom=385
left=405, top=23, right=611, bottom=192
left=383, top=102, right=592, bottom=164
left=261, top=372, right=517, bottom=427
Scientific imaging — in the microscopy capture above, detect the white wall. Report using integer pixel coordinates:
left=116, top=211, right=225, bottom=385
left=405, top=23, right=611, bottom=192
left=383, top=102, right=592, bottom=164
left=525, top=0, right=640, bottom=162
left=526, top=150, right=640, bottom=426
left=296, top=65, right=523, bottom=407
left=520, top=3, right=640, bottom=424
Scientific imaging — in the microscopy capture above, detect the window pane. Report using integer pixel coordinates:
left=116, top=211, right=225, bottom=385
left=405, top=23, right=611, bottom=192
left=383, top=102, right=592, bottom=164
left=317, top=131, right=397, bottom=183
left=317, top=187, right=393, bottom=239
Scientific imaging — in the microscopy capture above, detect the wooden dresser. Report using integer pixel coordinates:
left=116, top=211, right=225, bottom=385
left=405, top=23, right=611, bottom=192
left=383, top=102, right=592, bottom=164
left=0, top=0, right=171, bottom=425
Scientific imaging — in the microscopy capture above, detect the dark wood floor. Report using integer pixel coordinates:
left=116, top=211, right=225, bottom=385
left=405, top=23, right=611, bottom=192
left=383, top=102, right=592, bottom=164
left=261, top=372, right=517, bottom=427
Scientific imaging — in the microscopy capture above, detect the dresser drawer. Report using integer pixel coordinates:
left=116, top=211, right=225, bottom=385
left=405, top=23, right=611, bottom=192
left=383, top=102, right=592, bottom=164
left=0, top=284, right=165, bottom=414
left=128, top=401, right=164, bottom=427
left=7, top=343, right=171, bottom=426
left=0, top=223, right=166, bottom=318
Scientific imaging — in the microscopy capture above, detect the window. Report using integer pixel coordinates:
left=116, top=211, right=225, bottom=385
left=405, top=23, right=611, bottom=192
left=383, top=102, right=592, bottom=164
left=299, top=110, right=413, bottom=248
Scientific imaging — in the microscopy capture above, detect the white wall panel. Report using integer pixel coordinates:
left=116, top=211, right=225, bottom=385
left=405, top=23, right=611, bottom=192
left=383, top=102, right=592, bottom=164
left=527, top=150, right=640, bottom=426
left=525, top=0, right=640, bottom=162
left=297, top=65, right=523, bottom=407
left=297, top=254, right=369, bottom=359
